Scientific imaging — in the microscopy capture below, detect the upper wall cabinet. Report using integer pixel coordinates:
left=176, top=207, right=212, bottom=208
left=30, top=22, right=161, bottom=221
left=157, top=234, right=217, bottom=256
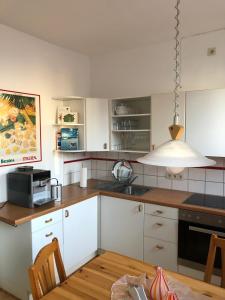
left=109, top=96, right=151, bottom=153
left=186, top=89, right=225, bottom=157
left=86, top=98, right=109, bottom=151
left=52, top=97, right=109, bottom=152
left=151, top=93, right=185, bottom=149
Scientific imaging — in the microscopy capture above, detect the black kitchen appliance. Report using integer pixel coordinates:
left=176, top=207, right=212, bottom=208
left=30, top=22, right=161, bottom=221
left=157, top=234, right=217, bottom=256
left=7, top=167, right=54, bottom=208
left=183, top=193, right=225, bottom=210
left=178, top=209, right=225, bottom=273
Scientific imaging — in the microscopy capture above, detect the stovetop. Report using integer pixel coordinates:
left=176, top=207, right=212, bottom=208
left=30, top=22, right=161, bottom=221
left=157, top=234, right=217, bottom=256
left=183, top=193, right=225, bottom=210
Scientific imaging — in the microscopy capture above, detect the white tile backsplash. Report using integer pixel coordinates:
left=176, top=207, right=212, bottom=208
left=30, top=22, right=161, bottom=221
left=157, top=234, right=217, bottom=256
left=158, top=177, right=172, bottom=189
left=188, top=168, right=206, bottom=181
left=188, top=180, right=205, bottom=193
left=206, top=169, right=223, bottom=183
left=144, top=175, right=157, bottom=187
left=205, top=182, right=223, bottom=196
left=144, top=165, right=157, bottom=176
left=131, top=163, right=144, bottom=175
left=63, top=154, right=225, bottom=197
left=96, top=160, right=107, bottom=171
left=172, top=179, right=188, bottom=191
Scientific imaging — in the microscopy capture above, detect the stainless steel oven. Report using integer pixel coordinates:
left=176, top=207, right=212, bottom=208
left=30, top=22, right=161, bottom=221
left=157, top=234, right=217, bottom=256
left=178, top=209, right=225, bottom=272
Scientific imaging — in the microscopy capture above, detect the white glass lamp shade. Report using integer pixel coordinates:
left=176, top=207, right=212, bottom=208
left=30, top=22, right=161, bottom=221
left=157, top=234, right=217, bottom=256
left=137, top=140, right=215, bottom=171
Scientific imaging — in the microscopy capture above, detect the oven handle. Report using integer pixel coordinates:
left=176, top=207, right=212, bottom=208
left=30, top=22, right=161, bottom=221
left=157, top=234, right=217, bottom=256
left=189, top=225, right=225, bottom=237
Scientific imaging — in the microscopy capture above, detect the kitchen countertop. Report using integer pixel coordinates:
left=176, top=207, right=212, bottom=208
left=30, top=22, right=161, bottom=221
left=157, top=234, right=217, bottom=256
left=1, top=179, right=225, bottom=226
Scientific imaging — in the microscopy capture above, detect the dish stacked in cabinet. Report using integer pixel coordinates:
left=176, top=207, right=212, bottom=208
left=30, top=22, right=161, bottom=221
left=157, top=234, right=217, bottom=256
left=144, top=204, right=178, bottom=272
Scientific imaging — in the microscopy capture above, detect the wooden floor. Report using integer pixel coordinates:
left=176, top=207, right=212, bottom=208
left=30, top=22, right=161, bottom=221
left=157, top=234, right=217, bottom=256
left=0, top=289, right=18, bottom=300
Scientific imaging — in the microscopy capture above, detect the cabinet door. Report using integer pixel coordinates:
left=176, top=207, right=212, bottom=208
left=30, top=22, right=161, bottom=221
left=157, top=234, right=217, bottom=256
left=186, top=89, right=225, bottom=156
left=151, top=93, right=185, bottom=148
left=100, top=196, right=144, bottom=260
left=86, top=98, right=109, bottom=151
left=63, top=196, right=98, bottom=275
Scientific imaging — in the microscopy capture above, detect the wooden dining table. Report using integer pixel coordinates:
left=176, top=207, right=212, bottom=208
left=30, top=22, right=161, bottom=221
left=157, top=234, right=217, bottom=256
left=42, top=251, right=225, bottom=300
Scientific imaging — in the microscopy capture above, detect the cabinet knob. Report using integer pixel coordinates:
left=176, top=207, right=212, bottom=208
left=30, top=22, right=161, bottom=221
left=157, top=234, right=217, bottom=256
left=155, top=245, right=164, bottom=250
left=103, top=143, right=107, bottom=150
left=45, top=232, right=53, bottom=238
left=152, top=144, right=155, bottom=151
left=65, top=210, right=69, bottom=218
left=138, top=204, right=143, bottom=212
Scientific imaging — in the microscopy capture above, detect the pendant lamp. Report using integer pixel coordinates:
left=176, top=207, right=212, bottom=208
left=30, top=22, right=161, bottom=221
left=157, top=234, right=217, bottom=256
left=137, top=0, right=215, bottom=174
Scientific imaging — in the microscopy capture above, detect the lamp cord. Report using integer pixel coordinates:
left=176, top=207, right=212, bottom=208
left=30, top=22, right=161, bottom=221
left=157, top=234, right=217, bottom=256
left=174, top=0, right=181, bottom=124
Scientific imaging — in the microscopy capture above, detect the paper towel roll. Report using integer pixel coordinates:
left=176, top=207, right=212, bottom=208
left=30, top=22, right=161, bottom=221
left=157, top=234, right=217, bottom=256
left=80, top=167, right=87, bottom=188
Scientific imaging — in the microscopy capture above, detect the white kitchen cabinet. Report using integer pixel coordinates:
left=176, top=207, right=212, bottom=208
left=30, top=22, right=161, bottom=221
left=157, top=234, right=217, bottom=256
left=32, top=222, right=63, bottom=261
left=144, top=203, right=178, bottom=272
left=0, top=209, right=63, bottom=300
left=63, top=196, right=98, bottom=275
left=186, top=89, right=225, bottom=156
left=100, top=196, right=144, bottom=260
left=151, top=93, right=185, bottom=149
left=86, top=98, right=109, bottom=151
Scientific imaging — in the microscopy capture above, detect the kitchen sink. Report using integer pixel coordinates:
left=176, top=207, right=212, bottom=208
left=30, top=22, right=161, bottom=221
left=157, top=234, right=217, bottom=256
left=116, top=185, right=149, bottom=195
left=95, top=182, right=149, bottom=196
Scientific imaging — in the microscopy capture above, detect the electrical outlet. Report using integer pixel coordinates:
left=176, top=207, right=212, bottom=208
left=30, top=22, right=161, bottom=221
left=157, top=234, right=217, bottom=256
left=207, top=47, right=216, bottom=56
left=165, top=172, right=183, bottom=180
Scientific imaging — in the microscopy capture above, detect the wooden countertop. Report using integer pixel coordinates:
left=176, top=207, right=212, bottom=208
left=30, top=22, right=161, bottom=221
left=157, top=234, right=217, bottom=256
left=42, top=251, right=225, bottom=300
left=1, top=179, right=225, bottom=226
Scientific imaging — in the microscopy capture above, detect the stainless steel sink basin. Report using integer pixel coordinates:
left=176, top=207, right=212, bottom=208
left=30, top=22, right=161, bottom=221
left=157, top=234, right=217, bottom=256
left=116, top=185, right=149, bottom=196
left=95, top=182, right=149, bottom=196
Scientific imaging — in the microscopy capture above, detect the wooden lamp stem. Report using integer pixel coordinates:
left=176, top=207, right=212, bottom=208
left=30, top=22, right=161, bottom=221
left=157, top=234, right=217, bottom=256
left=169, top=124, right=184, bottom=140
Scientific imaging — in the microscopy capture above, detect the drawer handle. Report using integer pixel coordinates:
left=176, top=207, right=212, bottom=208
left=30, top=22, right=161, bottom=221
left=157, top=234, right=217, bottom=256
left=154, top=210, right=163, bottom=215
left=45, top=232, right=53, bottom=238
left=155, top=245, right=164, bottom=250
left=156, top=223, right=163, bottom=226
left=45, top=218, right=53, bottom=224
left=65, top=210, right=69, bottom=218
left=138, top=205, right=143, bottom=212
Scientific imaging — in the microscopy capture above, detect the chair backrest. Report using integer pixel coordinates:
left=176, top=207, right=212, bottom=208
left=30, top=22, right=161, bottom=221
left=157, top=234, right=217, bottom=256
left=204, top=234, right=225, bottom=288
left=28, top=238, right=66, bottom=300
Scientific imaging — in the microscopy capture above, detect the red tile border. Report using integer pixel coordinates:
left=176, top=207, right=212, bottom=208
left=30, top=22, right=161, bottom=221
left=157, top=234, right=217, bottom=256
left=64, top=156, right=225, bottom=170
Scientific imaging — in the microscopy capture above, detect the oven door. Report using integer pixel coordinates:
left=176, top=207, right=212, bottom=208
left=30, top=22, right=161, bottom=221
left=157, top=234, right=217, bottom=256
left=178, top=220, right=225, bottom=268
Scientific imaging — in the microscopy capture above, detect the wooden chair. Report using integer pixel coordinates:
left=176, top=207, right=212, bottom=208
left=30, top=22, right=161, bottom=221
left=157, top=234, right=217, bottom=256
left=204, top=234, right=225, bottom=288
left=28, top=238, right=66, bottom=300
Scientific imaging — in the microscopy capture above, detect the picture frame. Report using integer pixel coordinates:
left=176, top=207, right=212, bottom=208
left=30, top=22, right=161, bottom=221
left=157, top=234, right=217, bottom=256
left=0, top=89, right=42, bottom=167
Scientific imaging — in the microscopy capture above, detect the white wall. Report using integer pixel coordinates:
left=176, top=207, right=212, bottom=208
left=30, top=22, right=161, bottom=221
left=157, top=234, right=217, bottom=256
left=90, top=29, right=225, bottom=98
left=0, top=24, right=90, bottom=202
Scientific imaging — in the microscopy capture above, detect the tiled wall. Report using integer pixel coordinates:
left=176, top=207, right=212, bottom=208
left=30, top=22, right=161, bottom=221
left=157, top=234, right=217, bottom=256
left=63, top=152, right=225, bottom=196
left=63, top=152, right=92, bottom=186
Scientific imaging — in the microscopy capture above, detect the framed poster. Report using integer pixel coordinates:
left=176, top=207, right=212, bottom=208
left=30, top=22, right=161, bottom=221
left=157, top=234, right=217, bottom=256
left=0, top=89, right=42, bottom=167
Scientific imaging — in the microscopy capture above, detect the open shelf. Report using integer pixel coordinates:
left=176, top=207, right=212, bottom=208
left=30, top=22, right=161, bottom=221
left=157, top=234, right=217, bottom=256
left=111, top=150, right=149, bottom=154
left=112, top=129, right=150, bottom=132
left=53, top=123, right=85, bottom=126
left=112, top=113, right=151, bottom=118
left=55, top=150, right=86, bottom=153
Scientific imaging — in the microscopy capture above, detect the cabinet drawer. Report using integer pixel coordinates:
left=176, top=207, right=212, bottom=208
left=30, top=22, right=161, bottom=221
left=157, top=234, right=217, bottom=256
left=144, top=237, right=177, bottom=272
left=31, top=209, right=62, bottom=233
left=145, top=203, right=178, bottom=220
left=144, top=215, right=178, bottom=243
left=32, top=221, right=63, bottom=261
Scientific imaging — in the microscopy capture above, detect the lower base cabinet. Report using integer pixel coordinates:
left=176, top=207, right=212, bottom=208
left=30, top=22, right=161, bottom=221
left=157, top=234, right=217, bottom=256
left=0, top=196, right=98, bottom=300
left=100, top=196, right=144, bottom=260
left=63, top=196, right=98, bottom=275
left=144, top=204, right=178, bottom=272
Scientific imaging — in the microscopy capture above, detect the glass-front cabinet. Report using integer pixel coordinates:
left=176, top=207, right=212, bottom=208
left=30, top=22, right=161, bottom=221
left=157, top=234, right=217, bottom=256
left=110, top=96, right=151, bottom=153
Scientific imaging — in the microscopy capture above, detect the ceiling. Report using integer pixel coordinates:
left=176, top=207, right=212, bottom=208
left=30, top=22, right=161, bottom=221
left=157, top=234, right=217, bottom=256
left=0, top=0, right=225, bottom=55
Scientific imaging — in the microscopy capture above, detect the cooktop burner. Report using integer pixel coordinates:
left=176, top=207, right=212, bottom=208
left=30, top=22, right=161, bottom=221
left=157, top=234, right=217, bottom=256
left=183, top=193, right=225, bottom=210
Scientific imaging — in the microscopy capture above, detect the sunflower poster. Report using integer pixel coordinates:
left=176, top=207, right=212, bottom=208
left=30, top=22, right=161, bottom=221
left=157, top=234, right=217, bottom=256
left=0, top=89, right=42, bottom=167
